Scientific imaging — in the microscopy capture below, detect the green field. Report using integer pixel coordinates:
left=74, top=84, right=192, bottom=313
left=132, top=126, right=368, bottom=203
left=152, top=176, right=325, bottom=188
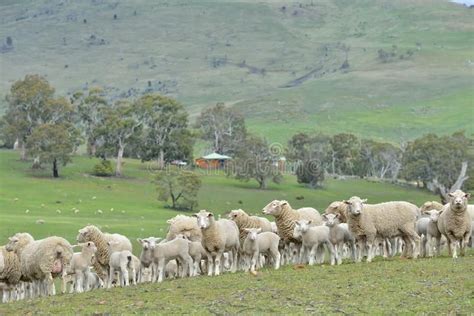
left=0, top=149, right=439, bottom=250
left=1, top=0, right=473, bottom=143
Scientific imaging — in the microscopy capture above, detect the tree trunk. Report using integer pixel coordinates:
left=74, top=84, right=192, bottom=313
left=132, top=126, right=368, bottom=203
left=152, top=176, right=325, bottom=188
left=433, top=161, right=469, bottom=204
left=258, top=177, right=267, bottom=190
left=13, top=137, right=19, bottom=150
left=89, top=142, right=97, bottom=157
left=159, top=148, right=165, bottom=169
left=116, top=145, right=125, bottom=176
left=20, top=141, right=27, bottom=161
left=52, top=159, right=59, bottom=178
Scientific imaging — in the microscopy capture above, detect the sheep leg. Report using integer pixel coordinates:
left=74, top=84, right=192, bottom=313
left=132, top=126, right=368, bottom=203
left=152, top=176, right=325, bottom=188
left=250, top=252, right=258, bottom=272
left=308, top=245, right=318, bottom=265
left=107, top=267, right=115, bottom=288
left=157, top=259, right=165, bottom=283
left=214, top=252, right=223, bottom=276
left=273, top=248, right=281, bottom=270
left=327, top=241, right=336, bottom=266
left=366, top=240, right=374, bottom=263
left=232, top=249, right=238, bottom=273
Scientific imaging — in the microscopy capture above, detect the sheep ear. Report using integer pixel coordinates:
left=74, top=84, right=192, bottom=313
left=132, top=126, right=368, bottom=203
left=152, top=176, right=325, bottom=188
left=422, top=210, right=430, bottom=215
left=256, top=228, right=262, bottom=233
left=207, top=213, right=214, bottom=217
left=307, top=220, right=312, bottom=225
left=361, top=199, right=367, bottom=203
left=448, top=192, right=454, bottom=198
left=243, top=228, right=251, bottom=232
left=322, top=214, right=328, bottom=220
left=280, top=200, right=288, bottom=206
left=465, top=193, right=471, bottom=199
left=438, top=209, right=444, bottom=215
left=343, top=200, right=350, bottom=205
left=335, top=213, right=340, bottom=218
left=137, top=238, right=143, bottom=244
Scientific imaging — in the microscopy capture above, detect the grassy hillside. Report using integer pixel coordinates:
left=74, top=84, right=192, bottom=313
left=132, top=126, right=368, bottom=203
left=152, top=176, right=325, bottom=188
left=0, top=0, right=472, bottom=144
left=1, top=251, right=473, bottom=314
left=0, top=149, right=438, bottom=251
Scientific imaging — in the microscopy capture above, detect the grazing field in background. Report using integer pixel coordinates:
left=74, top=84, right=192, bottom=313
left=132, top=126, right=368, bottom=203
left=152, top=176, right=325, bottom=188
left=1, top=0, right=473, bottom=143
left=0, top=149, right=438, bottom=252
left=0, top=251, right=472, bottom=314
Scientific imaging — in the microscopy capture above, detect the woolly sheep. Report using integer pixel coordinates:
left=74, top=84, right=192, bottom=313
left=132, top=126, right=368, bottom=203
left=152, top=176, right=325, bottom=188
left=194, top=210, right=240, bottom=276
left=228, top=209, right=273, bottom=243
left=175, top=234, right=207, bottom=277
left=166, top=215, right=202, bottom=242
left=342, top=197, right=420, bottom=262
left=150, top=237, right=193, bottom=282
left=107, top=249, right=134, bottom=288
left=322, top=213, right=356, bottom=264
left=437, top=190, right=472, bottom=258
left=262, top=200, right=322, bottom=243
left=6, top=233, right=73, bottom=296
left=62, top=242, right=97, bottom=293
left=416, top=217, right=430, bottom=257
left=241, top=228, right=280, bottom=272
left=419, top=201, right=443, bottom=214
left=423, top=209, right=444, bottom=257
left=137, top=237, right=156, bottom=283
left=0, top=246, right=21, bottom=303
left=76, top=225, right=132, bottom=282
left=293, top=220, right=336, bottom=265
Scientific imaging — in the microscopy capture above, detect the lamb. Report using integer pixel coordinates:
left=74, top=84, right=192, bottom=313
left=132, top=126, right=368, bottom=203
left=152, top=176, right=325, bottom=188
left=107, top=249, right=134, bottom=288
left=175, top=234, right=207, bottom=277
left=423, top=209, right=444, bottom=257
left=342, top=197, right=420, bottom=262
left=416, top=217, right=430, bottom=257
left=293, top=220, right=336, bottom=265
left=322, top=213, right=356, bottom=264
left=437, top=190, right=472, bottom=259
left=262, top=200, right=322, bottom=243
left=228, top=209, right=273, bottom=243
left=241, top=228, right=280, bottom=272
left=137, top=237, right=156, bottom=283
left=0, top=246, right=22, bottom=303
left=5, top=233, right=73, bottom=297
left=147, top=237, right=193, bottom=282
left=62, top=242, right=97, bottom=293
left=166, top=215, right=202, bottom=242
left=76, top=225, right=132, bottom=282
left=194, top=210, right=240, bottom=276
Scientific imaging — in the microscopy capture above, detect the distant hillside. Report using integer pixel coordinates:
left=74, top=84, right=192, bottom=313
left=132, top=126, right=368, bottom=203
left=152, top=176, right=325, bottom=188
left=0, top=0, right=472, bottom=144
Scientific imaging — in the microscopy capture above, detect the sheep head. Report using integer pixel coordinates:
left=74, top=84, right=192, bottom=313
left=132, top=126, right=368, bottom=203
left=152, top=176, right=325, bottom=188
left=447, top=190, right=470, bottom=212
left=343, top=196, right=367, bottom=216
left=244, top=228, right=262, bottom=241
left=423, top=209, right=443, bottom=223
left=228, top=209, right=247, bottom=221
left=5, top=232, right=34, bottom=253
left=262, top=200, right=289, bottom=217
left=193, top=210, right=214, bottom=229
left=293, top=219, right=311, bottom=238
left=322, top=213, right=340, bottom=227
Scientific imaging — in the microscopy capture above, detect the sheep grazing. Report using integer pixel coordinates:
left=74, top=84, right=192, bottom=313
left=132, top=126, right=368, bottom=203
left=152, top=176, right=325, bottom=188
left=149, top=237, right=193, bottom=283
left=5, top=233, right=73, bottom=297
left=166, top=215, right=202, bottom=242
left=228, top=209, right=273, bottom=244
left=76, top=225, right=132, bottom=282
left=62, top=242, right=97, bottom=293
left=437, top=190, right=472, bottom=259
left=293, top=220, right=336, bottom=265
left=0, top=246, right=22, bottom=303
left=322, top=213, right=356, bottom=264
left=262, top=200, right=322, bottom=243
left=342, top=197, right=420, bottom=262
left=241, top=228, right=280, bottom=272
left=194, top=210, right=240, bottom=276
left=423, top=209, right=444, bottom=257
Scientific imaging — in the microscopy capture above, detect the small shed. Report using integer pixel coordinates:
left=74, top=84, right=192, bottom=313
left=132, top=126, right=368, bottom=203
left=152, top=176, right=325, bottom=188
left=195, top=153, right=232, bottom=169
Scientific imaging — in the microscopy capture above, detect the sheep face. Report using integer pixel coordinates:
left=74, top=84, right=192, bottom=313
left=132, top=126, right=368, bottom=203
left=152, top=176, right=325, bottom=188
left=262, top=200, right=288, bottom=216
left=244, top=228, right=262, bottom=241
left=420, top=202, right=434, bottom=213
left=77, top=227, right=92, bottom=242
left=293, top=219, right=311, bottom=238
left=322, top=213, right=340, bottom=227
left=5, top=233, right=33, bottom=252
left=228, top=209, right=245, bottom=221
left=344, top=196, right=367, bottom=216
left=81, top=241, right=97, bottom=254
left=448, top=190, right=470, bottom=212
left=5, top=235, right=20, bottom=252
left=424, top=210, right=443, bottom=223
left=193, top=210, right=214, bottom=229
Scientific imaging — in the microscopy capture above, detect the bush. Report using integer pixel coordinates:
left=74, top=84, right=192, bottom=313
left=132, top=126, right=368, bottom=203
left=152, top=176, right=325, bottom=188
left=93, top=159, right=114, bottom=176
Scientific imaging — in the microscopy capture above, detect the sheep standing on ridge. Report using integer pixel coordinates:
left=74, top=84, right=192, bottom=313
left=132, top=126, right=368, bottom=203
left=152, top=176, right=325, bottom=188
left=62, top=242, right=97, bottom=293
left=76, top=225, right=132, bottom=283
left=293, top=220, right=336, bottom=265
left=166, top=215, right=202, bottom=242
left=342, top=197, right=420, bottom=262
left=194, top=210, right=240, bottom=276
left=228, top=209, right=273, bottom=244
left=437, top=190, right=472, bottom=259
left=175, top=234, right=207, bottom=277
left=137, top=237, right=156, bottom=282
left=150, top=237, right=193, bottom=283
left=0, top=246, right=22, bottom=303
left=241, top=228, right=280, bottom=272
left=423, top=209, right=444, bottom=257
left=322, top=213, right=356, bottom=264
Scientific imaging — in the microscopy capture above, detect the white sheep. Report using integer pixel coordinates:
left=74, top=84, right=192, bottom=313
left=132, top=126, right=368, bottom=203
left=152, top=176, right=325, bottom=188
left=149, top=237, right=193, bottom=283
left=0, top=246, right=21, bottom=303
left=175, top=234, right=207, bottom=277
left=5, top=233, right=73, bottom=297
left=194, top=210, right=240, bottom=276
left=76, top=225, right=132, bottom=282
left=62, top=242, right=97, bottom=293
left=293, top=219, right=336, bottom=265
left=137, top=237, right=156, bottom=283
left=228, top=209, right=273, bottom=244
left=437, top=190, right=472, bottom=259
left=416, top=217, right=430, bottom=257
left=107, top=249, right=134, bottom=288
left=334, top=197, right=420, bottom=262
left=322, top=213, right=356, bottom=264
left=423, top=209, right=444, bottom=257
left=166, top=215, right=202, bottom=242
left=241, top=228, right=280, bottom=272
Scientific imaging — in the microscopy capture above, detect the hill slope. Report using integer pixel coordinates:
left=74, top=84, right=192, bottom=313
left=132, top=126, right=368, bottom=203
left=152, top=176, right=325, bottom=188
left=0, top=0, right=473, bottom=143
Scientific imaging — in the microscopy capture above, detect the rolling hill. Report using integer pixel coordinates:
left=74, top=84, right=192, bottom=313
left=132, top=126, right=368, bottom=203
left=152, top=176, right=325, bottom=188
left=0, top=0, right=473, bottom=144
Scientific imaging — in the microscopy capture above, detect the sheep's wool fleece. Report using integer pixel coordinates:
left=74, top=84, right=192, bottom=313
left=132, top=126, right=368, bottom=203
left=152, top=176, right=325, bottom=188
left=166, top=215, right=202, bottom=242
left=19, top=236, right=73, bottom=280
left=232, top=211, right=272, bottom=243
left=438, top=204, right=472, bottom=240
left=348, top=202, right=418, bottom=239
left=275, top=204, right=319, bottom=242
left=0, top=247, right=21, bottom=285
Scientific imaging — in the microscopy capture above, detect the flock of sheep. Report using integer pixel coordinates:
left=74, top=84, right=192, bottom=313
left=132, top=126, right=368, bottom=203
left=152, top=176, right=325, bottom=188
left=0, top=189, right=472, bottom=304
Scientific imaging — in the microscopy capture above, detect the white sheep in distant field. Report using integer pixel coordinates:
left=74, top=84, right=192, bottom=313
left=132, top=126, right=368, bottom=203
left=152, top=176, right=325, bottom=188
left=76, top=225, right=132, bottom=282
left=437, top=190, right=472, bottom=258
left=329, top=198, right=420, bottom=262
left=241, top=228, right=280, bottom=272
left=62, top=242, right=97, bottom=293
left=322, top=213, right=356, bottom=264
left=293, top=220, right=336, bottom=265
left=228, top=209, right=273, bottom=243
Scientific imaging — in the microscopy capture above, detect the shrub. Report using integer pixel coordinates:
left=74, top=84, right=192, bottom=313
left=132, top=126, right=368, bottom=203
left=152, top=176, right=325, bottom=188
left=93, top=159, right=114, bottom=176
